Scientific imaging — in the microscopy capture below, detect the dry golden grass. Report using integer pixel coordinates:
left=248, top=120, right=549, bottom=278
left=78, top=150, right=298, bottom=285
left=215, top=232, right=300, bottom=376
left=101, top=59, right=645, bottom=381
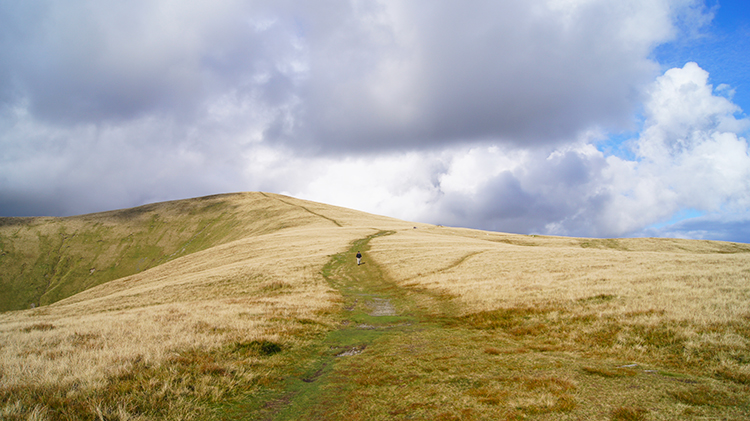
left=0, top=193, right=420, bottom=419
left=371, top=227, right=750, bottom=389
left=0, top=191, right=424, bottom=311
left=371, top=227, right=750, bottom=322
left=2, top=193, right=750, bottom=420
left=1, top=229, right=337, bottom=389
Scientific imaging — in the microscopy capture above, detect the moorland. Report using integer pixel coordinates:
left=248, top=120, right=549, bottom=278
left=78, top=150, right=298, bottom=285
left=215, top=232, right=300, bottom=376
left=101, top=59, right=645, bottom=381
left=1, top=192, right=749, bottom=420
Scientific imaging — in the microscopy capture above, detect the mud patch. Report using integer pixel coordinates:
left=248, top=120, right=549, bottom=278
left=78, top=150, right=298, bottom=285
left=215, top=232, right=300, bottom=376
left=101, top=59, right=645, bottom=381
left=336, top=345, right=367, bottom=357
left=368, top=298, right=396, bottom=316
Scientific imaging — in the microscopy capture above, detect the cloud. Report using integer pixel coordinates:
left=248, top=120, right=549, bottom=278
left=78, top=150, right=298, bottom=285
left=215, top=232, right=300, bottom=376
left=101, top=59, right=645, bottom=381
left=293, top=62, right=749, bottom=240
left=0, top=1, right=306, bottom=125
left=605, top=63, right=750, bottom=231
left=428, top=63, right=749, bottom=239
left=1, top=0, right=703, bottom=148
left=2, top=1, right=748, bottom=243
left=298, top=0, right=690, bottom=151
left=648, top=213, right=750, bottom=243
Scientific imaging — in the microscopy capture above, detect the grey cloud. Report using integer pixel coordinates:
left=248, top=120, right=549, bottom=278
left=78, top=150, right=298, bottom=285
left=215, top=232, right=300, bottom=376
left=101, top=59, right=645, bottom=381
left=447, top=172, right=534, bottom=221
left=433, top=148, right=612, bottom=235
left=0, top=111, right=250, bottom=216
left=0, top=1, right=301, bottom=125
left=1, top=1, right=691, bottom=149
left=0, top=190, right=66, bottom=218
left=299, top=1, right=677, bottom=152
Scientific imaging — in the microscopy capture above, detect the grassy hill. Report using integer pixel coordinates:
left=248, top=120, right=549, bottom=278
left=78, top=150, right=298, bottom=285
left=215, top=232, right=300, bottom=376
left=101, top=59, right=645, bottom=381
left=1, top=192, right=749, bottom=420
left=0, top=192, right=408, bottom=312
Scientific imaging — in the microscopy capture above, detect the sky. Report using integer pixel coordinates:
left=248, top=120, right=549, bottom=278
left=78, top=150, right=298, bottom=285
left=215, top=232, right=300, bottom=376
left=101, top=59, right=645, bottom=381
left=1, top=0, right=749, bottom=243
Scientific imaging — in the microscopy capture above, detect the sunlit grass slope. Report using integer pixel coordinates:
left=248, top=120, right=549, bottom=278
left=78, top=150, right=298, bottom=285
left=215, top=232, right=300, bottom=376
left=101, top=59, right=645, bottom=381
left=0, top=192, right=416, bottom=311
left=1, top=192, right=749, bottom=420
left=0, top=192, right=420, bottom=419
left=367, top=227, right=750, bottom=418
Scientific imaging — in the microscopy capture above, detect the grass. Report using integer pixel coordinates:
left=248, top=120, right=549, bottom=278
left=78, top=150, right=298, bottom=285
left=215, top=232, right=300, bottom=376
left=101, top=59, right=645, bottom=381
left=222, top=229, right=750, bottom=420
left=0, top=194, right=245, bottom=311
left=0, top=192, right=405, bottom=312
left=1, top=192, right=750, bottom=420
left=610, top=406, right=648, bottom=421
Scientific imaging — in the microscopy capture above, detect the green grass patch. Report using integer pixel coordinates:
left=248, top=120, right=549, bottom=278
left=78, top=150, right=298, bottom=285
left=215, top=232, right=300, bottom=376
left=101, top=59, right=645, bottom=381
left=582, top=366, right=638, bottom=378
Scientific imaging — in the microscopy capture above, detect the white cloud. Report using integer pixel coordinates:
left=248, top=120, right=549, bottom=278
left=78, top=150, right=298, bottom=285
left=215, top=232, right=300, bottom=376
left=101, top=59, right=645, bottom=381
left=2, top=1, right=748, bottom=242
left=288, top=63, right=750, bottom=239
left=608, top=63, right=750, bottom=228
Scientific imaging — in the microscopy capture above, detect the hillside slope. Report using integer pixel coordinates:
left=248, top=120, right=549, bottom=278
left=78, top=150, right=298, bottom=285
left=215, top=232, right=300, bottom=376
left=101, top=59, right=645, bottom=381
left=1, top=193, right=749, bottom=420
left=0, top=192, right=418, bottom=312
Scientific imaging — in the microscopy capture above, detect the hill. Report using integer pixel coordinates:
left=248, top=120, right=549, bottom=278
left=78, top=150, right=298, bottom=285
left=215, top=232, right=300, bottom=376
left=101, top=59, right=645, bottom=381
left=0, top=192, right=415, bottom=312
left=1, top=192, right=749, bottom=420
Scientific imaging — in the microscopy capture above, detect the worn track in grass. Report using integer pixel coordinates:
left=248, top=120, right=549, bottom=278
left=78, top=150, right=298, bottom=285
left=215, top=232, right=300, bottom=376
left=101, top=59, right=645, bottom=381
left=219, top=230, right=424, bottom=420
left=220, top=231, right=750, bottom=420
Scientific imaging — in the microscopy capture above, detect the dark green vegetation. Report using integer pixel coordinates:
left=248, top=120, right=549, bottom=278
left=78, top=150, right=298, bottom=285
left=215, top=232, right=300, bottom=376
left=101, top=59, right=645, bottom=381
left=0, top=193, right=325, bottom=311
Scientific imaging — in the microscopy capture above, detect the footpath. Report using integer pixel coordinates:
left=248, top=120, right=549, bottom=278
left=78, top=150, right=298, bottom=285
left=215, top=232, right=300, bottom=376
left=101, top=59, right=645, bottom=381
left=225, top=230, right=434, bottom=420
left=217, top=231, right=729, bottom=420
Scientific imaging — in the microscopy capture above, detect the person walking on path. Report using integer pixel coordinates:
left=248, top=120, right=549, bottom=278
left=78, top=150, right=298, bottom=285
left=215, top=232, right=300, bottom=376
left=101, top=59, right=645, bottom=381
left=356, top=251, right=362, bottom=265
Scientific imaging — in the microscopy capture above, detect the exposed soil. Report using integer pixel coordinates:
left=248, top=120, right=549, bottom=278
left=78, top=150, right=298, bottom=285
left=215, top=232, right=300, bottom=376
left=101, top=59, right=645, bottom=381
left=366, top=297, right=396, bottom=317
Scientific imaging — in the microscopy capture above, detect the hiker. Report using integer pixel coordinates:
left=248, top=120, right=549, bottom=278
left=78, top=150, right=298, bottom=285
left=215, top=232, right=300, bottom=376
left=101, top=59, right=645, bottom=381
left=356, top=251, right=362, bottom=265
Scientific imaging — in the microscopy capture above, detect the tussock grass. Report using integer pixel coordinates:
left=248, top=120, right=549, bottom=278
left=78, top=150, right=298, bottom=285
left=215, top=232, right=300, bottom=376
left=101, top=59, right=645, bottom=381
left=373, top=228, right=750, bottom=320
left=0, top=192, right=420, bottom=311
left=582, top=366, right=638, bottom=378
left=2, top=193, right=750, bottom=419
left=610, top=406, right=648, bottom=421
left=670, top=384, right=748, bottom=407
left=0, top=193, right=420, bottom=420
left=367, top=227, right=750, bottom=419
left=372, top=228, right=750, bottom=367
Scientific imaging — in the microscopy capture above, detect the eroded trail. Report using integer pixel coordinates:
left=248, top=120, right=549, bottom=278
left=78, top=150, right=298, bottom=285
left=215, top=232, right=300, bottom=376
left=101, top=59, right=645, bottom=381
left=224, top=230, right=427, bottom=420
left=265, top=230, right=423, bottom=419
left=220, top=231, right=747, bottom=421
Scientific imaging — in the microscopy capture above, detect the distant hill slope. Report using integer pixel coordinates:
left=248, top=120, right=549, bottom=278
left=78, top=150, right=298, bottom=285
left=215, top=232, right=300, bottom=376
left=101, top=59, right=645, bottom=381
left=0, top=192, right=415, bottom=312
